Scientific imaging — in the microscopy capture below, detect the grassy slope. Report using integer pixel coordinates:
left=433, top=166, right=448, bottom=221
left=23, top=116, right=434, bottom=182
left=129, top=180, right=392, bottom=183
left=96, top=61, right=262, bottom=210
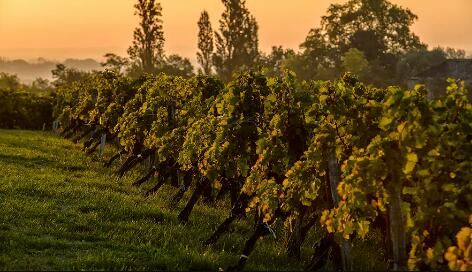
left=0, top=130, right=303, bottom=270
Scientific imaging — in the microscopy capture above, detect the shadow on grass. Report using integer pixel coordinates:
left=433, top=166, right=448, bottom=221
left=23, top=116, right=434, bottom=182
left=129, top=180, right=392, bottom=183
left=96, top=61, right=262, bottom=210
left=0, top=153, right=56, bottom=169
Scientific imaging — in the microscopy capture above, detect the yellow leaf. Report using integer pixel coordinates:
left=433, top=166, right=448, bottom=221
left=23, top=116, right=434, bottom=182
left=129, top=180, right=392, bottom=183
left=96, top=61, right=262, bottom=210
left=266, top=93, right=277, bottom=102
left=428, top=149, right=440, bottom=157
left=319, top=95, right=328, bottom=103
left=426, top=248, right=434, bottom=260
left=397, top=122, right=407, bottom=133
left=282, top=179, right=289, bottom=188
left=213, top=180, right=222, bottom=190
left=267, top=78, right=277, bottom=87
left=388, top=131, right=399, bottom=140
left=444, top=250, right=457, bottom=262
left=379, top=116, right=393, bottom=130
left=408, top=153, right=418, bottom=162
left=456, top=227, right=471, bottom=250
left=403, top=152, right=418, bottom=174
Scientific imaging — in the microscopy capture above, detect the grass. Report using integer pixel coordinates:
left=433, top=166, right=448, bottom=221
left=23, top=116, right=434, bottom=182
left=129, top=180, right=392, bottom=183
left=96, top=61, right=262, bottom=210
left=0, top=129, right=307, bottom=271
left=0, top=129, right=389, bottom=271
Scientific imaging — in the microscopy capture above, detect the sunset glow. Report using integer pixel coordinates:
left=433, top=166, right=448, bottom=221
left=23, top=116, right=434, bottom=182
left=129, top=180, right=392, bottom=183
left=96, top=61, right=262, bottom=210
left=1, top=0, right=471, bottom=61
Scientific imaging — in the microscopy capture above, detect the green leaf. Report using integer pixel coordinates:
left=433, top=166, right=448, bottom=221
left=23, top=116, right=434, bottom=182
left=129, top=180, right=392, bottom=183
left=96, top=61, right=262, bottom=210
left=403, top=187, right=417, bottom=195
left=266, top=94, right=277, bottom=103
left=238, top=158, right=250, bottom=177
left=357, top=221, right=370, bottom=239
left=427, top=149, right=440, bottom=157
left=442, top=183, right=458, bottom=192
left=415, top=133, right=427, bottom=148
left=216, top=101, right=224, bottom=114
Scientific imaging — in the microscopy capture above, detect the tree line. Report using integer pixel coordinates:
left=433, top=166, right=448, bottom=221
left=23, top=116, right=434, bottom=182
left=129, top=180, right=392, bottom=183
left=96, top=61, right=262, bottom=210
left=99, top=0, right=469, bottom=89
left=2, top=0, right=469, bottom=92
left=0, top=72, right=54, bottom=130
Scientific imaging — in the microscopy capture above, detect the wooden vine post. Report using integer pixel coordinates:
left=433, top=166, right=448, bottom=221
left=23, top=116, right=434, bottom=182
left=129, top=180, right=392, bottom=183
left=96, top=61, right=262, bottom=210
left=327, top=146, right=353, bottom=271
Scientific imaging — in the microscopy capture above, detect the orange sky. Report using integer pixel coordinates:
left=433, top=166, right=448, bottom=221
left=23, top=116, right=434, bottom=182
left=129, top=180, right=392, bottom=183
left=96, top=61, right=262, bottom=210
left=0, top=0, right=471, bottom=61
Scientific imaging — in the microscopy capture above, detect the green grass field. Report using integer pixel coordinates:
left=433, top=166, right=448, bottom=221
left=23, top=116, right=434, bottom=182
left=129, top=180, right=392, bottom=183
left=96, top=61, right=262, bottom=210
left=0, top=129, right=307, bottom=270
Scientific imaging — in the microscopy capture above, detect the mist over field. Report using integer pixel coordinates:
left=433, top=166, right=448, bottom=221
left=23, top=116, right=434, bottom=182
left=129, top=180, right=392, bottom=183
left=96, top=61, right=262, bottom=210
left=0, top=58, right=102, bottom=84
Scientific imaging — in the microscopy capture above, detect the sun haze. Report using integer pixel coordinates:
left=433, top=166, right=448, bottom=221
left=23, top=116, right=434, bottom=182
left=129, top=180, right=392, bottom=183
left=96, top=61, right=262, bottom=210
left=0, top=0, right=471, bottom=61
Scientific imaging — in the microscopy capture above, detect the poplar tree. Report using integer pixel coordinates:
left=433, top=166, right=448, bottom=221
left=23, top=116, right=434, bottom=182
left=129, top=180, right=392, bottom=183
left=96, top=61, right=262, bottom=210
left=213, top=0, right=259, bottom=81
left=127, top=0, right=165, bottom=74
left=197, top=11, right=214, bottom=75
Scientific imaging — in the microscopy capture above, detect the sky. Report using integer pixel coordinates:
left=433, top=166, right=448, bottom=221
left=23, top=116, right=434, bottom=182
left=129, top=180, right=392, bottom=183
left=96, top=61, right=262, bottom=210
left=1, top=0, right=471, bottom=62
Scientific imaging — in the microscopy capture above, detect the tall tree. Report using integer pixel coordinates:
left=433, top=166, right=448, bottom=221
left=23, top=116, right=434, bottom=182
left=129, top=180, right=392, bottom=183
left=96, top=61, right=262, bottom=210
left=321, top=0, right=424, bottom=56
left=296, top=28, right=337, bottom=80
left=160, top=54, right=195, bottom=78
left=341, top=48, right=370, bottom=80
left=444, top=47, right=467, bottom=59
left=0, top=72, right=20, bottom=89
left=299, top=0, right=425, bottom=82
left=51, top=64, right=89, bottom=87
left=31, top=78, right=51, bottom=91
left=197, top=11, right=214, bottom=75
left=101, top=53, right=130, bottom=73
left=258, top=46, right=295, bottom=77
left=213, top=0, right=259, bottom=81
left=127, top=0, right=165, bottom=74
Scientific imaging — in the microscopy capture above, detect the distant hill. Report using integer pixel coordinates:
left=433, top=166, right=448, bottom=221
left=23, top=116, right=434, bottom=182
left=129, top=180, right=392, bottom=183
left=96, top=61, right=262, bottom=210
left=0, top=58, right=102, bottom=84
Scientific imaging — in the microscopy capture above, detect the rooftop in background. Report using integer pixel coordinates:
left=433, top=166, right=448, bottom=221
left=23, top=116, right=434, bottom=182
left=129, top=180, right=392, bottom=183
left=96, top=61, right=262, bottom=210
left=409, top=59, right=472, bottom=99
left=416, top=59, right=472, bottom=79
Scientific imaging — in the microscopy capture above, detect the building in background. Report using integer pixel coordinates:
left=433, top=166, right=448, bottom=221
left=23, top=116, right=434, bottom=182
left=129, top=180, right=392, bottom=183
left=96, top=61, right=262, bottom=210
left=409, top=59, right=472, bottom=99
